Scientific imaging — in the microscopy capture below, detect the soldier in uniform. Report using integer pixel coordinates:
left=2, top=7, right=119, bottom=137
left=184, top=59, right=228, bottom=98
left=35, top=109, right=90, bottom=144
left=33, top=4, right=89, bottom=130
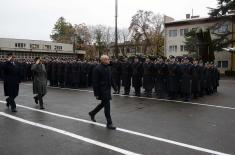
left=51, top=60, right=59, bottom=87
left=198, top=60, right=206, bottom=97
left=111, top=58, right=121, bottom=94
left=57, top=60, right=65, bottom=88
left=143, top=57, right=154, bottom=97
left=212, top=63, right=220, bottom=93
left=64, top=61, right=72, bottom=88
left=120, top=57, right=132, bottom=95
left=167, top=56, right=178, bottom=100
left=180, top=57, right=192, bottom=101
left=191, top=59, right=200, bottom=99
left=205, top=62, right=213, bottom=95
left=80, top=60, right=89, bottom=88
left=131, top=57, right=143, bottom=96
left=158, top=58, right=168, bottom=98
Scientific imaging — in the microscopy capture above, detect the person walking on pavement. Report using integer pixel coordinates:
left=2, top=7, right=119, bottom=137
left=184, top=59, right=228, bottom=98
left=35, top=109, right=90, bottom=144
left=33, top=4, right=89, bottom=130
left=89, top=55, right=116, bottom=130
left=3, top=53, right=22, bottom=112
left=31, top=57, right=47, bottom=109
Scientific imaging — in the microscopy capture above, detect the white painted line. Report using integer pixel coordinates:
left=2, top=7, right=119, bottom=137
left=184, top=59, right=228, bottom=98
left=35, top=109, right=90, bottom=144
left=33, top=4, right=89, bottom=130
left=0, top=100, right=230, bottom=155
left=0, top=112, right=141, bottom=155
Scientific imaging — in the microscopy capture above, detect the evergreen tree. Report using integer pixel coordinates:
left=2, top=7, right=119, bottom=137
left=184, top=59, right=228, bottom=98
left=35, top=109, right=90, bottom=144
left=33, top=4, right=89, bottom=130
left=208, top=0, right=235, bottom=51
left=50, top=17, right=75, bottom=44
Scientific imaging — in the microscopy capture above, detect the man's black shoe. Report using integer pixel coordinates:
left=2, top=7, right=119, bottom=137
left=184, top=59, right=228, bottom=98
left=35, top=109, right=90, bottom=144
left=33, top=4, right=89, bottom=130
left=11, top=109, right=17, bottom=112
left=34, top=96, right=38, bottom=104
left=106, top=124, right=116, bottom=130
left=40, top=106, right=45, bottom=110
left=89, top=112, right=96, bottom=122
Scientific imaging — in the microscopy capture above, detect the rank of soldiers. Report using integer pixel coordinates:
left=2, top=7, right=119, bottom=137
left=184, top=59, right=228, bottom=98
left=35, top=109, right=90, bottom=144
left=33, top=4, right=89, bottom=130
left=0, top=55, right=220, bottom=102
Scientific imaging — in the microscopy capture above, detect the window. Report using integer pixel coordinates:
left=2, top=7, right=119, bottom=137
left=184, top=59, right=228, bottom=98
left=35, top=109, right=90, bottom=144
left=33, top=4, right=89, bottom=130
left=191, top=27, right=197, bottom=31
left=169, top=30, right=177, bottom=37
left=217, top=25, right=229, bottom=33
left=180, top=45, right=184, bottom=52
left=180, top=28, right=188, bottom=36
left=180, top=45, right=187, bottom=52
left=30, top=44, right=39, bottom=49
left=217, top=61, right=221, bottom=68
left=169, top=45, right=177, bottom=52
left=55, top=45, right=63, bottom=50
left=222, top=61, right=228, bottom=68
left=45, top=45, right=51, bottom=50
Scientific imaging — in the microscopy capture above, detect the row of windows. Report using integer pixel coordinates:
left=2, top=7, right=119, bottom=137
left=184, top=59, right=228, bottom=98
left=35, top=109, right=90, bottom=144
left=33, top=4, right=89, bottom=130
left=14, top=43, right=63, bottom=50
left=218, top=61, right=228, bottom=68
left=15, top=43, right=26, bottom=48
left=169, top=45, right=187, bottom=52
left=169, top=28, right=189, bottom=37
left=169, top=24, right=229, bottom=38
left=55, top=45, right=62, bottom=50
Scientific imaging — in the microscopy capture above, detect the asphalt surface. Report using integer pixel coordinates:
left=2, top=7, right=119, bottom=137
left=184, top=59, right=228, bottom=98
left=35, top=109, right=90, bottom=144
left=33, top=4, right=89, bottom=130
left=0, top=80, right=235, bottom=155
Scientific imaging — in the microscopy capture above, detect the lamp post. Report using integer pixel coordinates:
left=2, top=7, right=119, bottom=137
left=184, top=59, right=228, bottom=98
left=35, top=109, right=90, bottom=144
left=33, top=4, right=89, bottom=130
left=114, top=0, right=118, bottom=58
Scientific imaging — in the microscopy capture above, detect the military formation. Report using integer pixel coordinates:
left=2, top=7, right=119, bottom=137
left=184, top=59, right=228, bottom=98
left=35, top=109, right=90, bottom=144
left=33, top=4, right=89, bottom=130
left=0, top=55, right=220, bottom=102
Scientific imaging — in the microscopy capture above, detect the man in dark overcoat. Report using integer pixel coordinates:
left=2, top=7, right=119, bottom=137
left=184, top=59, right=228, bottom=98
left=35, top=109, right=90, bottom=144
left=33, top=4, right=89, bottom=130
left=3, top=53, right=22, bottom=112
left=89, top=55, right=116, bottom=130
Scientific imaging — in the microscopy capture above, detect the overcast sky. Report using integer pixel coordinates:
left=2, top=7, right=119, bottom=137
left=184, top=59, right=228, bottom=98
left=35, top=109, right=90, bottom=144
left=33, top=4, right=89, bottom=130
left=0, top=0, right=217, bottom=41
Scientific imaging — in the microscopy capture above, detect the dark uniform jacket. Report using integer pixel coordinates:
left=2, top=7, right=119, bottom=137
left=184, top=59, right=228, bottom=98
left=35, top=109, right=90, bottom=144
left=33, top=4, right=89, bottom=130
left=3, top=61, right=21, bottom=97
left=143, top=62, right=154, bottom=90
left=131, top=62, right=143, bottom=87
left=92, top=64, right=112, bottom=101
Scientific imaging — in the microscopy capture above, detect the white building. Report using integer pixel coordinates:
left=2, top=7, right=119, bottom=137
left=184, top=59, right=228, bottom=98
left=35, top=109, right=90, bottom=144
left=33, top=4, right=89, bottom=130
left=164, top=14, right=235, bottom=73
left=0, top=38, right=75, bottom=59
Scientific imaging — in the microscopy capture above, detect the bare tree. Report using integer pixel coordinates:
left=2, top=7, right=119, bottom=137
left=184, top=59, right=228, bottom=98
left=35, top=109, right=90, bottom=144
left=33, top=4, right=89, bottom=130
left=118, top=28, right=130, bottom=56
left=129, top=10, right=164, bottom=55
left=74, top=23, right=92, bottom=50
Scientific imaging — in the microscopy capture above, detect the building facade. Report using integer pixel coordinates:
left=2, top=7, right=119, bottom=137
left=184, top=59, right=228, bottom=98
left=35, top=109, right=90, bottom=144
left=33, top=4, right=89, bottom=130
left=164, top=14, right=235, bottom=73
left=0, top=38, right=75, bottom=59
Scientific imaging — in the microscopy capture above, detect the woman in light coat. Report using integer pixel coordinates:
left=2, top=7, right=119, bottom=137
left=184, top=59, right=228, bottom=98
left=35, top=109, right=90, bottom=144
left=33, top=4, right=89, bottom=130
left=31, top=57, right=47, bottom=109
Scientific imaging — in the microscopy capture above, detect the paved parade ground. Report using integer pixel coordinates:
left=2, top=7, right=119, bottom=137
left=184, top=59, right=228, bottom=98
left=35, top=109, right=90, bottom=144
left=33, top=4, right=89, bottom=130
left=0, top=79, right=235, bottom=155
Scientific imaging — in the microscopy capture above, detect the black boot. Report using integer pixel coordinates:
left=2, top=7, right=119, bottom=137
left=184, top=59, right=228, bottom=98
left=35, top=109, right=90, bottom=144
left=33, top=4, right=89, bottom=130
left=39, top=97, right=45, bottom=109
left=6, top=98, right=10, bottom=108
left=88, top=112, right=96, bottom=122
left=11, top=108, right=17, bottom=112
left=106, top=124, right=116, bottom=130
left=34, top=96, right=39, bottom=104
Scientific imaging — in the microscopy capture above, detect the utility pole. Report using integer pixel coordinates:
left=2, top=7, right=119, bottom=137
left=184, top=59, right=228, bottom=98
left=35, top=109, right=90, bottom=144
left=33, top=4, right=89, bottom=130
left=115, top=0, right=118, bottom=58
